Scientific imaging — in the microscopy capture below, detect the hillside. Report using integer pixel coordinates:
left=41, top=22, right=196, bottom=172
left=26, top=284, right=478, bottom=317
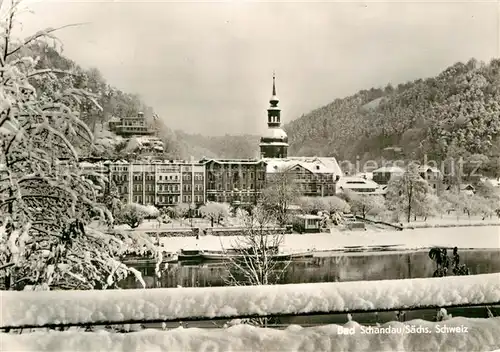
left=284, top=58, right=500, bottom=167
left=32, top=44, right=500, bottom=165
left=175, top=131, right=260, bottom=159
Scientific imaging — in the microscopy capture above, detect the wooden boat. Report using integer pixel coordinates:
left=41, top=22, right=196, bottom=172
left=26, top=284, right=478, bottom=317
left=122, top=251, right=178, bottom=265
left=198, top=250, right=314, bottom=261
left=178, top=249, right=204, bottom=261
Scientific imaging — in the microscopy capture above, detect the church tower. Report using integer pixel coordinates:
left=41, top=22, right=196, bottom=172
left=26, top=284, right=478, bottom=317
left=259, top=73, right=288, bottom=159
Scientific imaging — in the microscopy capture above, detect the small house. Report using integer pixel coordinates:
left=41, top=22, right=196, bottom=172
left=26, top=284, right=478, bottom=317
left=292, top=214, right=322, bottom=233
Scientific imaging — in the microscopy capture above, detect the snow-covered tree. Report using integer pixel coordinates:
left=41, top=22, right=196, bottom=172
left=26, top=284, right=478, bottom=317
left=173, top=203, right=191, bottom=226
left=323, top=196, right=351, bottom=213
left=347, top=193, right=386, bottom=219
left=414, top=193, right=439, bottom=221
left=0, top=1, right=155, bottom=290
left=260, top=169, right=301, bottom=226
left=297, top=197, right=325, bottom=214
left=114, top=203, right=152, bottom=228
left=386, top=163, right=432, bottom=223
left=199, top=202, right=230, bottom=227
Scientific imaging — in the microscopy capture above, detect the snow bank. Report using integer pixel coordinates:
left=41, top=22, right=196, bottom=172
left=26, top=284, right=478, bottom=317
left=2, top=317, right=499, bottom=352
left=156, top=226, right=500, bottom=253
left=2, top=274, right=499, bottom=328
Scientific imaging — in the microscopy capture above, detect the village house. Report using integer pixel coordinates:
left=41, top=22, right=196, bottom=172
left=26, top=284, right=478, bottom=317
left=371, top=166, right=405, bottom=185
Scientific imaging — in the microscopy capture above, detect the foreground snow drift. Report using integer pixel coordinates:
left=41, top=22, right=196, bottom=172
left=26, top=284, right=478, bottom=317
left=2, top=317, right=500, bottom=352
left=2, top=274, right=499, bottom=328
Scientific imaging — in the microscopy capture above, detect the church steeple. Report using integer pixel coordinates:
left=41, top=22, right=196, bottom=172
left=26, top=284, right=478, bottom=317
left=270, top=71, right=279, bottom=106
left=267, top=72, right=281, bottom=127
left=259, top=72, right=288, bottom=159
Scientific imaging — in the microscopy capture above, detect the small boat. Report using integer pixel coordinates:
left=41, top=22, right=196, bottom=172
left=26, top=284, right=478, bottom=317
left=178, top=249, right=204, bottom=261
left=198, top=250, right=314, bottom=262
left=198, top=250, right=242, bottom=261
left=290, top=252, right=314, bottom=259
left=161, top=251, right=178, bottom=263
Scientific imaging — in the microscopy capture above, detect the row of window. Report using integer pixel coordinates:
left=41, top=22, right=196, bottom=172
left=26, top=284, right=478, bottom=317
left=132, top=195, right=204, bottom=204
left=209, top=183, right=257, bottom=191
left=126, top=173, right=204, bottom=181
left=118, top=183, right=206, bottom=193
left=208, top=194, right=256, bottom=203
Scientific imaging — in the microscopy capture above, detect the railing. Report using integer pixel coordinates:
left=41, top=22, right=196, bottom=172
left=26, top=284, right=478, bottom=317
left=1, top=273, right=499, bottom=331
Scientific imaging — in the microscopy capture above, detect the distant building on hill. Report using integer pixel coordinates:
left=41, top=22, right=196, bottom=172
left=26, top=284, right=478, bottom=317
left=108, top=112, right=157, bottom=138
left=259, top=73, right=288, bottom=159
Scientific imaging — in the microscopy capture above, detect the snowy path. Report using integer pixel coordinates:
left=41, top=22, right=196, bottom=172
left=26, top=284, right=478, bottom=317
left=156, top=226, right=500, bottom=253
left=2, top=317, right=500, bottom=352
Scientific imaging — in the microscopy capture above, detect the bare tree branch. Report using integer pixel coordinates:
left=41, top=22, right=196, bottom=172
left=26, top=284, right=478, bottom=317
left=6, top=23, right=90, bottom=58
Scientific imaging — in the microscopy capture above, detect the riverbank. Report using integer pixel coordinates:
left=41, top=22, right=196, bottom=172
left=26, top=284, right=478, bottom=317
left=157, top=226, right=500, bottom=253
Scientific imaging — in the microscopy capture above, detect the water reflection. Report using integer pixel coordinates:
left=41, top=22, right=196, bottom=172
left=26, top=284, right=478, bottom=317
left=122, top=249, right=500, bottom=289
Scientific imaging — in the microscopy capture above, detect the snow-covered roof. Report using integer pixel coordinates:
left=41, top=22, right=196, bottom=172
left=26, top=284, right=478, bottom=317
left=336, top=176, right=380, bottom=190
left=372, top=166, right=405, bottom=174
left=201, top=158, right=265, bottom=165
left=259, top=142, right=289, bottom=147
left=295, top=214, right=322, bottom=220
left=418, top=165, right=441, bottom=174
left=264, top=157, right=342, bottom=176
left=79, top=162, right=95, bottom=168
left=261, top=127, right=288, bottom=140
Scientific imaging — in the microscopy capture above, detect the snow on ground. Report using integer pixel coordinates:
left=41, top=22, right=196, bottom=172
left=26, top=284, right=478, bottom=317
left=395, top=214, right=500, bottom=229
left=155, top=226, right=500, bottom=253
left=2, top=274, right=499, bottom=328
left=2, top=317, right=499, bottom=352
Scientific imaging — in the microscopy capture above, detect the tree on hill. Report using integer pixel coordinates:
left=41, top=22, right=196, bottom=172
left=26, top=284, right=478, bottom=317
left=385, top=164, right=432, bottom=223
left=0, top=1, right=154, bottom=291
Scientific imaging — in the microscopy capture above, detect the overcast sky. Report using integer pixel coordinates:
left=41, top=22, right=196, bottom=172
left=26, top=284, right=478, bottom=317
left=14, top=0, right=500, bottom=136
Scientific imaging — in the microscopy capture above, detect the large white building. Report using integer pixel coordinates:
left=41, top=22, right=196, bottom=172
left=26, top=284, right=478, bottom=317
left=264, top=157, right=342, bottom=197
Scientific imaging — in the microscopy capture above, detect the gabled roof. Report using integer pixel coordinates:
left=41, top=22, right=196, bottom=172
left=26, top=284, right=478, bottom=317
left=418, top=165, right=441, bottom=173
left=336, top=176, right=380, bottom=190
left=200, top=158, right=266, bottom=165
left=264, top=157, right=342, bottom=175
left=372, top=166, right=405, bottom=174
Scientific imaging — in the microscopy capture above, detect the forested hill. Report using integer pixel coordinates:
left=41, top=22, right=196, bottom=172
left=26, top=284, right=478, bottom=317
left=35, top=45, right=500, bottom=163
left=285, top=58, right=500, bottom=164
left=175, top=132, right=260, bottom=159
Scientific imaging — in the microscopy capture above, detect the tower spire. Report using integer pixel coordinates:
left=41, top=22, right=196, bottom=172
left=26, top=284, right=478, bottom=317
left=272, top=71, right=276, bottom=96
